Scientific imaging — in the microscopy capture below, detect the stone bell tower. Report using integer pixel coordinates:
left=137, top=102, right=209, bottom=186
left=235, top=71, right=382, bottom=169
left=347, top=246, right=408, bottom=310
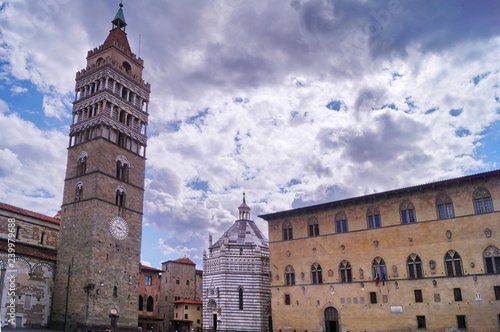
left=51, top=3, right=150, bottom=331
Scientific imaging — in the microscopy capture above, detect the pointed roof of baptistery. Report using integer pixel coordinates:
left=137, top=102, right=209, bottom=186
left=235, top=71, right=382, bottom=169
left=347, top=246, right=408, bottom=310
left=211, top=194, right=268, bottom=248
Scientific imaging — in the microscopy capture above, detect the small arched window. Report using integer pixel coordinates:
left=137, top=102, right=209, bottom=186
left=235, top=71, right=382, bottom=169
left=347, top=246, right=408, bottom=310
left=146, top=296, right=154, bottom=312
left=282, top=220, right=293, bottom=241
left=96, top=57, right=104, bottom=66
left=113, top=286, right=118, bottom=297
left=335, top=211, right=348, bottom=233
left=436, top=193, right=454, bottom=219
left=116, top=156, right=130, bottom=182
left=284, top=265, right=295, bottom=285
left=407, top=254, right=423, bottom=279
left=473, top=187, right=493, bottom=214
left=75, top=181, right=83, bottom=202
left=311, top=263, right=323, bottom=284
left=115, top=186, right=126, bottom=207
left=238, top=287, right=244, bottom=310
left=339, top=260, right=352, bottom=283
left=307, top=216, right=320, bottom=237
left=123, top=61, right=131, bottom=74
left=372, top=257, right=386, bottom=282
left=76, top=151, right=88, bottom=176
left=367, top=206, right=381, bottom=229
left=483, top=246, right=500, bottom=274
left=138, top=295, right=143, bottom=311
left=400, top=200, right=416, bottom=224
left=445, top=250, right=463, bottom=276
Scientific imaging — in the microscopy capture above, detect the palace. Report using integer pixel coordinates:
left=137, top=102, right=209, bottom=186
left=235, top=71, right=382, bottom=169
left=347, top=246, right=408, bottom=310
left=260, top=169, right=500, bottom=332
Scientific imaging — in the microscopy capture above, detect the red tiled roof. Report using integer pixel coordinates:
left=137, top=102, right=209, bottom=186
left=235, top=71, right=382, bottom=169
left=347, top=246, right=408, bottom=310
left=141, top=264, right=163, bottom=272
left=172, top=299, right=202, bottom=305
left=196, top=269, right=203, bottom=274
left=103, top=28, right=132, bottom=54
left=0, top=202, right=60, bottom=225
left=172, top=257, right=195, bottom=265
left=0, top=239, right=57, bottom=261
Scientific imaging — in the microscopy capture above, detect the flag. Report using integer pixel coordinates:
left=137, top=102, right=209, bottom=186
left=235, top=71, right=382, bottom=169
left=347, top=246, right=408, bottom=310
left=375, top=272, right=379, bottom=286
left=382, top=271, right=386, bottom=286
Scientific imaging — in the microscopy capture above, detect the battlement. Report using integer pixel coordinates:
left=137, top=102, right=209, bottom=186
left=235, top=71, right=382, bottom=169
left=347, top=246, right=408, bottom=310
left=76, top=55, right=151, bottom=91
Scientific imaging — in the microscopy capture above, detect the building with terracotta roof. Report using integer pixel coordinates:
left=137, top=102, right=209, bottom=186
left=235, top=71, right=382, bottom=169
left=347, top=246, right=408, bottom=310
left=159, top=257, right=203, bottom=331
left=260, top=169, right=500, bottom=331
left=139, top=265, right=164, bottom=332
left=0, top=202, right=60, bottom=328
left=171, top=299, right=202, bottom=332
left=203, top=194, right=271, bottom=332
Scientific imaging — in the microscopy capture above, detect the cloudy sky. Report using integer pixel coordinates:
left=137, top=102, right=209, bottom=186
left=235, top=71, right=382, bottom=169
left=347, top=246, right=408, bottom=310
left=0, top=0, right=499, bottom=268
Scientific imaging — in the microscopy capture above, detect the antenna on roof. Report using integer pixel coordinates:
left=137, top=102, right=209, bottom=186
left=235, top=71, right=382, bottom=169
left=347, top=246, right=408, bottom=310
left=138, top=34, right=141, bottom=57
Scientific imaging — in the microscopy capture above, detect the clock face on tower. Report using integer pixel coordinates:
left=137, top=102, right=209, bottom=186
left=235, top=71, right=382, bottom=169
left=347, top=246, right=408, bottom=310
left=109, top=216, right=129, bottom=240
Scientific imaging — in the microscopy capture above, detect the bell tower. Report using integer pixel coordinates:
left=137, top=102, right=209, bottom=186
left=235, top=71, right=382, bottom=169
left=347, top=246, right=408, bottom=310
left=51, top=3, right=150, bottom=331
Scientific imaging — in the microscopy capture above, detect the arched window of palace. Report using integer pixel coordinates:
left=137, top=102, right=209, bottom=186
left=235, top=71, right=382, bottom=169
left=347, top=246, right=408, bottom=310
left=473, top=187, right=493, bottom=214
left=372, top=257, right=386, bottom=281
left=335, top=211, right=348, bottom=233
left=483, top=246, right=500, bottom=274
left=284, top=265, right=295, bottom=285
left=445, top=250, right=463, bottom=276
left=307, top=216, right=320, bottom=237
left=367, top=206, right=381, bottom=229
left=311, top=263, right=323, bottom=284
left=400, top=200, right=416, bottom=224
left=407, top=253, right=423, bottom=279
left=339, top=260, right=352, bottom=282
left=282, top=220, right=293, bottom=241
left=436, top=193, right=454, bottom=219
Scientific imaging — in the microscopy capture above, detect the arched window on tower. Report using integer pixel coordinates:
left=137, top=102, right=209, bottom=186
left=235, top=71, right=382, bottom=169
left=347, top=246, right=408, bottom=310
left=119, top=110, right=126, bottom=123
left=123, top=61, right=131, bottom=74
left=436, top=193, right=454, bottom=219
left=138, top=295, right=143, bottom=311
left=284, top=265, right=295, bottom=285
left=75, top=181, right=83, bottom=202
left=445, top=250, right=463, bottom=276
left=115, top=186, right=126, bottom=208
left=473, top=187, right=493, bottom=214
left=116, top=156, right=130, bottom=182
left=146, top=296, right=154, bottom=312
left=76, top=151, right=88, bottom=176
left=113, top=286, right=118, bottom=297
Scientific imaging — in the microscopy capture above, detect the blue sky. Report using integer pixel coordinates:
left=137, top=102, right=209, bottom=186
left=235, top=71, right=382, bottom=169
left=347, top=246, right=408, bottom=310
left=0, top=0, right=499, bottom=268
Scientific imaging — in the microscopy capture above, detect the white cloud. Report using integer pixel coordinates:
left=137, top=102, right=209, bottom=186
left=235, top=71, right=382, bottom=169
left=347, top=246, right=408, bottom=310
left=10, top=86, right=28, bottom=95
left=0, top=100, right=66, bottom=216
